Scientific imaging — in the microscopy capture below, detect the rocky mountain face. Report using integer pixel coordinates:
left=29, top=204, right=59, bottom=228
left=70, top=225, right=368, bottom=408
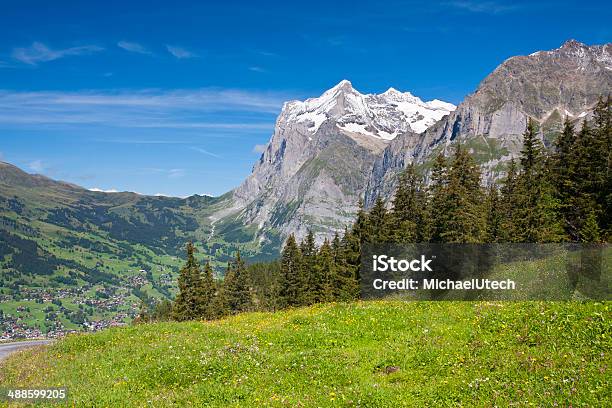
left=228, top=80, right=455, bottom=243
left=364, top=40, right=612, bottom=206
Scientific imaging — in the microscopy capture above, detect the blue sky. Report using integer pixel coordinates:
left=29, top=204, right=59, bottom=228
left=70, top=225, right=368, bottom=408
left=0, top=0, right=610, bottom=197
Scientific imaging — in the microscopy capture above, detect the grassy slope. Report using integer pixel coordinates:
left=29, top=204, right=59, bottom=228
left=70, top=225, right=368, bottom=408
left=0, top=162, right=268, bottom=277
left=1, top=301, right=609, bottom=407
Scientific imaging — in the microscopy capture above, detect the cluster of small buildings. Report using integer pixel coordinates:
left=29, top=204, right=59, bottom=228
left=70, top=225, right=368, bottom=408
left=0, top=319, right=45, bottom=341
left=1, top=306, right=134, bottom=340
left=1, top=309, right=65, bottom=340
left=127, top=274, right=149, bottom=287
left=18, top=286, right=88, bottom=302
left=83, top=313, right=130, bottom=332
left=75, top=294, right=124, bottom=311
left=1, top=268, right=173, bottom=341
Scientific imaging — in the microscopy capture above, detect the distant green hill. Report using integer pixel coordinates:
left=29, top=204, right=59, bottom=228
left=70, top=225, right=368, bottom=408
left=1, top=301, right=609, bottom=407
left=0, top=161, right=277, bottom=335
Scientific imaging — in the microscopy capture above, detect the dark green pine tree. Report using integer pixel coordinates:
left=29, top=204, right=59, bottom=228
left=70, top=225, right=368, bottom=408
left=352, top=198, right=370, bottom=244
left=553, top=119, right=579, bottom=239
left=368, top=196, right=389, bottom=243
left=485, top=183, right=502, bottom=242
left=331, top=232, right=342, bottom=262
left=515, top=119, right=565, bottom=242
left=172, top=242, right=202, bottom=321
left=247, top=260, right=281, bottom=312
left=567, top=111, right=610, bottom=242
left=222, top=251, right=254, bottom=314
left=601, top=96, right=612, bottom=240
left=299, top=230, right=317, bottom=305
left=390, top=164, right=423, bottom=243
left=335, top=228, right=360, bottom=301
left=210, top=262, right=232, bottom=318
left=579, top=210, right=602, bottom=243
left=339, top=199, right=369, bottom=294
left=428, top=153, right=450, bottom=242
left=278, top=234, right=304, bottom=308
left=430, top=145, right=486, bottom=243
left=569, top=121, right=595, bottom=238
left=520, top=118, right=542, bottom=180
left=314, top=239, right=336, bottom=303
left=499, top=159, right=521, bottom=242
left=554, top=119, right=576, bottom=191
left=590, top=96, right=611, bottom=239
left=334, top=226, right=361, bottom=301
left=444, top=144, right=486, bottom=243
left=330, top=231, right=346, bottom=297
left=197, top=261, right=216, bottom=319
left=417, top=190, right=433, bottom=243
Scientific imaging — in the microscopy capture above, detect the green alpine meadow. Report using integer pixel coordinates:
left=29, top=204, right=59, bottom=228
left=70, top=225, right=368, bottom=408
left=1, top=301, right=609, bottom=407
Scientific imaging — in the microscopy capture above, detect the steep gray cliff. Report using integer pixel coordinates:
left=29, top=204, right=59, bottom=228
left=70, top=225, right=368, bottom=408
left=224, top=80, right=454, bottom=243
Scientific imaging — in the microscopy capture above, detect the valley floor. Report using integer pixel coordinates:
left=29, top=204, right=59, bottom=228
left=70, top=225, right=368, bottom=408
left=0, top=301, right=609, bottom=407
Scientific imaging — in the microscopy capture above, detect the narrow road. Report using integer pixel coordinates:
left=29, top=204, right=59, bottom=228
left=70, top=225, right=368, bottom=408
left=207, top=218, right=217, bottom=243
left=0, top=340, right=53, bottom=362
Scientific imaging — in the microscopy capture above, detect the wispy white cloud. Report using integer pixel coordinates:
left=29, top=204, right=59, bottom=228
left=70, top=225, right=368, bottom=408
left=249, top=66, right=266, bottom=73
left=168, top=168, right=186, bottom=179
left=166, top=45, right=197, bottom=59
left=138, top=167, right=186, bottom=179
left=444, top=1, right=520, bottom=14
left=135, top=122, right=273, bottom=130
left=0, top=151, right=4, bottom=161
left=95, top=139, right=191, bottom=144
left=28, top=159, right=45, bottom=172
left=190, top=147, right=222, bottom=159
left=256, top=50, right=279, bottom=57
left=117, top=41, right=152, bottom=55
left=12, top=42, right=103, bottom=65
left=252, top=144, right=267, bottom=154
left=0, top=88, right=289, bottom=130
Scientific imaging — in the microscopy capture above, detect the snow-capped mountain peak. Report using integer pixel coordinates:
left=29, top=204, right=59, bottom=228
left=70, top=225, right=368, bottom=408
left=381, top=87, right=416, bottom=101
left=283, top=80, right=455, bottom=138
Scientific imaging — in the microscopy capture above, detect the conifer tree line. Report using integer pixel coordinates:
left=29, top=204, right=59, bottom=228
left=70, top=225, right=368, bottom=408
left=354, top=96, right=611, bottom=245
left=169, top=242, right=260, bottom=321
left=139, top=241, right=265, bottom=321
left=142, top=97, right=610, bottom=322
left=149, top=229, right=362, bottom=321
